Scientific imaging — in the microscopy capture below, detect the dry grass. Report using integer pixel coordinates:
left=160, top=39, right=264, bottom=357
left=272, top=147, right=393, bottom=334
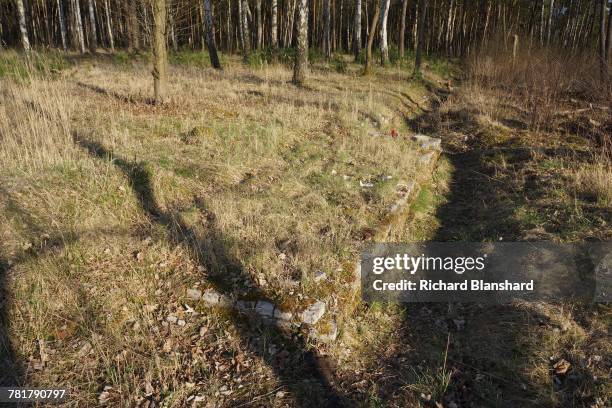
left=0, top=51, right=442, bottom=406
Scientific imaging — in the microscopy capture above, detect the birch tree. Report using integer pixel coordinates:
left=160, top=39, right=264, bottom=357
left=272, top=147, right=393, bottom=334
left=292, top=0, right=308, bottom=85
left=73, top=0, right=86, bottom=53
left=203, top=0, right=221, bottom=69
left=103, top=0, right=113, bottom=50
left=399, top=0, right=408, bottom=58
left=57, top=0, right=67, bottom=50
left=354, top=0, right=361, bottom=59
left=599, top=0, right=607, bottom=81
left=364, top=0, right=380, bottom=74
left=379, top=0, right=390, bottom=65
left=323, top=0, right=331, bottom=58
left=414, top=0, right=427, bottom=75
left=240, top=0, right=250, bottom=61
left=255, top=0, right=262, bottom=49
left=152, top=0, right=167, bottom=104
left=87, top=0, right=97, bottom=50
left=271, top=0, right=278, bottom=48
left=16, top=0, right=30, bottom=51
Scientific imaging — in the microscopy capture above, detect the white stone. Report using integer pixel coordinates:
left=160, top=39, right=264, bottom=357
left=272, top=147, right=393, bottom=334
left=419, top=151, right=436, bottom=165
left=412, top=134, right=442, bottom=150
left=310, top=321, right=338, bottom=343
left=254, top=301, right=275, bottom=318
left=273, top=308, right=293, bottom=321
left=300, top=301, right=326, bottom=325
left=314, top=271, right=327, bottom=282
left=202, top=288, right=231, bottom=307
left=186, top=288, right=202, bottom=301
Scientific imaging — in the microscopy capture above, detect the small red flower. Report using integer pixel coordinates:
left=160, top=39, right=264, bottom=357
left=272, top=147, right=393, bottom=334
left=390, top=128, right=398, bottom=138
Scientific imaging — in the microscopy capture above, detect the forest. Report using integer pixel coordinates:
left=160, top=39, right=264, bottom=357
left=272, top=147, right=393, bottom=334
left=0, top=0, right=610, bottom=407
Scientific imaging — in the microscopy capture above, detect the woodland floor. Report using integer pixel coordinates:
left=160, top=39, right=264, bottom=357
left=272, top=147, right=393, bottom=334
left=0, top=50, right=610, bottom=407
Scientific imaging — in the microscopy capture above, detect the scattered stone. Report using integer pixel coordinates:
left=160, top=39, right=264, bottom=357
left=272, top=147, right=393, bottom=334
left=300, top=301, right=326, bottom=325
left=78, top=341, right=92, bottom=356
left=311, top=321, right=338, bottom=343
left=273, top=308, right=292, bottom=321
left=177, top=319, right=186, bottom=326
left=314, top=271, right=327, bottom=282
left=186, top=288, right=202, bottom=301
left=359, top=180, right=374, bottom=188
left=166, top=315, right=178, bottom=324
left=202, top=288, right=231, bottom=307
left=419, top=151, right=436, bottom=165
left=254, top=301, right=275, bottom=318
left=412, top=134, right=442, bottom=150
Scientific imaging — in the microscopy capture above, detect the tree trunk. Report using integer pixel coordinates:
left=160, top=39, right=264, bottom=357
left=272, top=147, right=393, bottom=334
left=241, top=0, right=250, bottom=61
left=292, top=0, right=308, bottom=85
left=73, top=0, right=86, bottom=53
left=354, top=0, right=361, bottom=59
left=57, top=0, right=68, bottom=50
left=226, top=0, right=232, bottom=52
left=399, top=0, right=408, bottom=58
left=414, top=0, right=427, bottom=75
left=607, top=1, right=612, bottom=65
left=17, top=0, right=31, bottom=51
left=103, top=0, right=113, bottom=50
left=256, top=0, right=262, bottom=48
left=547, top=0, right=554, bottom=45
left=271, top=0, right=278, bottom=48
left=128, top=0, right=139, bottom=51
left=87, top=0, right=97, bottom=50
left=600, top=0, right=607, bottom=81
left=152, top=0, right=167, bottom=104
left=364, top=0, right=380, bottom=75
left=323, top=0, right=331, bottom=57
left=379, top=0, right=390, bottom=65
left=204, top=0, right=222, bottom=69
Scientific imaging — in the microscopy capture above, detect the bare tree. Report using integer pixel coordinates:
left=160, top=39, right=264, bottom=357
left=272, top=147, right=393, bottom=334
left=414, top=0, right=427, bottom=75
left=607, top=1, right=612, bottom=65
left=379, top=0, right=390, bottom=65
left=152, top=0, right=167, bottom=104
left=127, top=0, right=139, bottom=51
left=364, top=0, right=381, bottom=75
left=73, top=0, right=86, bottom=53
left=271, top=0, right=278, bottom=48
left=547, top=0, right=555, bottom=45
left=241, top=0, right=250, bottom=61
left=57, top=0, right=68, bottom=50
left=399, top=0, right=408, bottom=58
left=87, top=0, right=98, bottom=50
left=292, top=0, right=308, bottom=85
left=323, top=0, right=331, bottom=57
left=354, top=0, right=361, bottom=59
left=599, top=0, right=607, bottom=81
left=16, top=0, right=30, bottom=51
left=256, top=0, right=262, bottom=49
left=203, top=0, right=222, bottom=69
left=103, top=0, right=113, bottom=51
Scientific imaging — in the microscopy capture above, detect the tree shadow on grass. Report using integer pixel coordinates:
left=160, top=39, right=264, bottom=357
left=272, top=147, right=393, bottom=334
left=0, top=230, right=82, bottom=388
left=357, top=88, right=602, bottom=407
left=73, top=134, right=348, bottom=407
